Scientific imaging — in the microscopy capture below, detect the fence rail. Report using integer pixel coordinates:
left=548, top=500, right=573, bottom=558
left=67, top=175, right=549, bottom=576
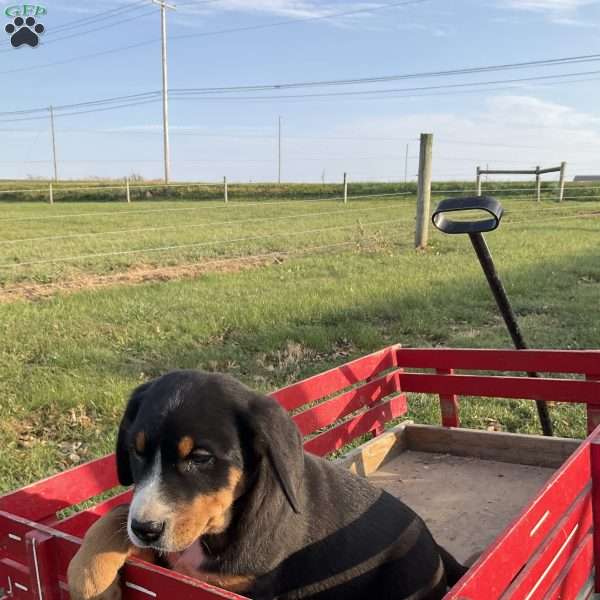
left=476, top=162, right=567, bottom=202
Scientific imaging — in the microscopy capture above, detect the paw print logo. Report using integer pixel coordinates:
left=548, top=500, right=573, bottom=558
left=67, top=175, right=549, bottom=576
left=5, top=16, right=44, bottom=48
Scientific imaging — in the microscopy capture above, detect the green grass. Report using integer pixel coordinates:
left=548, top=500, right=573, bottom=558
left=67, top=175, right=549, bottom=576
left=0, top=189, right=599, bottom=494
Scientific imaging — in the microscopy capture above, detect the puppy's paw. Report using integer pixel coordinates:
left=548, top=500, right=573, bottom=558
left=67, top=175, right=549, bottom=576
left=67, top=505, right=132, bottom=600
left=67, top=553, right=123, bottom=600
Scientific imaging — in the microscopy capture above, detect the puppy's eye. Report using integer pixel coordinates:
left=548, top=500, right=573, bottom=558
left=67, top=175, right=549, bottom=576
left=189, top=449, right=215, bottom=466
left=131, top=445, right=144, bottom=458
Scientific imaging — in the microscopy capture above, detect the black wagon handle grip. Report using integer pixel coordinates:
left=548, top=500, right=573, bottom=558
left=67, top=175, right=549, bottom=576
left=432, top=196, right=504, bottom=235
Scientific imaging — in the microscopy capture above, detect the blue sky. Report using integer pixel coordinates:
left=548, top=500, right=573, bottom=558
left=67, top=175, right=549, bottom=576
left=2, top=0, right=600, bottom=182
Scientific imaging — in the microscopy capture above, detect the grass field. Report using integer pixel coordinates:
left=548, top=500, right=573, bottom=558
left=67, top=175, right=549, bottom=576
left=0, top=183, right=599, bottom=494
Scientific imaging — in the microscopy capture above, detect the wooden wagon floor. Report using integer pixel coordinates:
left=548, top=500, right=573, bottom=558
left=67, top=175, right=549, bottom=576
left=368, top=451, right=554, bottom=564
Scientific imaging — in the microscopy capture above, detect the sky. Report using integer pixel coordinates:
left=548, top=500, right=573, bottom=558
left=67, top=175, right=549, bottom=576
left=2, top=0, right=600, bottom=182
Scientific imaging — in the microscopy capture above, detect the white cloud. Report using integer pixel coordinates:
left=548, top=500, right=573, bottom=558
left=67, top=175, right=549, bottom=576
left=506, top=0, right=590, bottom=9
left=500, top=0, right=599, bottom=24
left=5, top=93, right=600, bottom=182
left=179, top=0, right=380, bottom=19
left=334, top=94, right=600, bottom=181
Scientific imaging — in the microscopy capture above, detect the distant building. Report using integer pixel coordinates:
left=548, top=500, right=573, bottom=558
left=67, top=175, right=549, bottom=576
left=574, top=175, right=600, bottom=181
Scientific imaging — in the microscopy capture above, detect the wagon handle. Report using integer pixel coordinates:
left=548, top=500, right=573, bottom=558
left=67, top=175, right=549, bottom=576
left=432, top=196, right=554, bottom=437
left=432, top=196, right=503, bottom=235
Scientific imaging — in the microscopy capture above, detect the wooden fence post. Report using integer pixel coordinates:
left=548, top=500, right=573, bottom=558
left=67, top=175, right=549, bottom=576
left=343, top=172, right=348, bottom=205
left=476, top=166, right=482, bottom=196
left=536, top=166, right=541, bottom=202
left=224, top=176, right=228, bottom=204
left=49, top=183, right=53, bottom=205
left=415, top=133, right=433, bottom=249
left=125, top=177, right=131, bottom=203
left=558, top=161, right=567, bottom=202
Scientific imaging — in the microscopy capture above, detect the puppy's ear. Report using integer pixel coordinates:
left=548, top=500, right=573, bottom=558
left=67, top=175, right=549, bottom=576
left=247, top=393, right=304, bottom=514
left=116, top=381, right=153, bottom=486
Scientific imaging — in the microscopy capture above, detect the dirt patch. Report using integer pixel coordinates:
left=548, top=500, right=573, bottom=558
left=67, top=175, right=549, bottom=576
left=0, top=256, right=281, bottom=303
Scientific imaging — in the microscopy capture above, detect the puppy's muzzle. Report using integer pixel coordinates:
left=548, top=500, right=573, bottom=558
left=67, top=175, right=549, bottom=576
left=130, top=519, right=165, bottom=545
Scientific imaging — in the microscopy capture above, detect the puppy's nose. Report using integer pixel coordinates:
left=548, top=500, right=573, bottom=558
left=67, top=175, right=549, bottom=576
left=131, top=519, right=165, bottom=544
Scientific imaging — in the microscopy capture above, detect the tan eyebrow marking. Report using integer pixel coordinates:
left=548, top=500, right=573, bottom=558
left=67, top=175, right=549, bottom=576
left=178, top=435, right=194, bottom=459
left=134, top=431, right=146, bottom=454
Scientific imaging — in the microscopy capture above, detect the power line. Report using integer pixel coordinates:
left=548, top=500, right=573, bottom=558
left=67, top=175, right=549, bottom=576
left=0, top=0, right=226, bottom=50
left=170, top=68, right=600, bottom=99
left=32, top=9, right=157, bottom=47
left=0, top=98, right=162, bottom=123
left=0, top=92, right=161, bottom=117
left=170, top=54, right=600, bottom=94
left=0, top=0, right=428, bottom=75
left=0, top=1, right=148, bottom=47
left=0, top=38, right=161, bottom=77
left=44, top=1, right=148, bottom=34
left=4, top=64, right=600, bottom=122
left=170, top=0, right=429, bottom=42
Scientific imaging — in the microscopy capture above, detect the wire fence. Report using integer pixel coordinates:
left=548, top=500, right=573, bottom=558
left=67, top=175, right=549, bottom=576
left=1, top=179, right=600, bottom=298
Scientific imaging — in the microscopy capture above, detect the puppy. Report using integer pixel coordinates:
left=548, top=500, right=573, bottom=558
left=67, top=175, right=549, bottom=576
left=68, top=370, right=466, bottom=599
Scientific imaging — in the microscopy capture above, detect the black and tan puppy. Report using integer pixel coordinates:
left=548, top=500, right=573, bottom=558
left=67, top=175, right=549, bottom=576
left=68, top=370, right=466, bottom=600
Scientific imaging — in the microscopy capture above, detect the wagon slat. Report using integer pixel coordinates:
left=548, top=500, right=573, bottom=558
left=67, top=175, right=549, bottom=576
left=293, top=370, right=401, bottom=436
left=542, top=533, right=594, bottom=600
left=303, top=394, right=407, bottom=456
left=400, top=373, right=600, bottom=404
left=498, top=486, right=592, bottom=600
left=272, top=345, right=399, bottom=411
left=0, top=455, right=119, bottom=522
left=394, top=348, right=600, bottom=374
left=54, top=490, right=132, bottom=537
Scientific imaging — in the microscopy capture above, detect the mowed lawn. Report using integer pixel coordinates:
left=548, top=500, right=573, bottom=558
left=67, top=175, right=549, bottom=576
left=0, top=197, right=416, bottom=287
left=0, top=194, right=599, bottom=493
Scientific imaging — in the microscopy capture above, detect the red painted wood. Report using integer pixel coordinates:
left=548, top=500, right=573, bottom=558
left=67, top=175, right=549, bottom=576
left=303, top=395, right=407, bottom=456
left=400, top=373, right=600, bottom=405
left=120, top=559, right=251, bottom=600
left=589, top=436, right=600, bottom=593
left=53, top=490, right=132, bottom=537
left=394, top=348, right=600, bottom=374
left=272, top=345, right=398, bottom=411
left=293, top=371, right=400, bottom=437
left=0, top=558, right=32, bottom=599
left=543, top=533, right=594, bottom=600
left=446, top=434, right=592, bottom=599
left=499, top=486, right=592, bottom=600
left=25, top=530, right=61, bottom=600
left=0, top=455, right=119, bottom=522
left=437, top=368, right=460, bottom=428
left=0, top=514, right=250, bottom=600
left=0, top=513, right=41, bottom=565
left=586, top=375, right=600, bottom=435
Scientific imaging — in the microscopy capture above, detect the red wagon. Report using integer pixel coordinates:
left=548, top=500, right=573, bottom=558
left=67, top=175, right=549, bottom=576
left=2, top=345, right=600, bottom=599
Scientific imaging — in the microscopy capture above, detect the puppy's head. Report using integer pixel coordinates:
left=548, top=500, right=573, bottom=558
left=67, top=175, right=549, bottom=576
left=116, top=370, right=303, bottom=553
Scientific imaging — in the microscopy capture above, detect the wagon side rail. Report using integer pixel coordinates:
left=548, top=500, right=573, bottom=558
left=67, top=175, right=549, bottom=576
left=0, top=510, right=249, bottom=600
left=445, top=426, right=600, bottom=600
left=394, top=348, right=600, bottom=434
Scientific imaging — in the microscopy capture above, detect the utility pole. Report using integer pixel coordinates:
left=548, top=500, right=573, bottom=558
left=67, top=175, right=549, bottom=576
left=49, top=105, right=58, bottom=182
left=278, top=115, right=282, bottom=184
left=153, top=0, right=175, bottom=184
left=404, top=143, right=409, bottom=184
